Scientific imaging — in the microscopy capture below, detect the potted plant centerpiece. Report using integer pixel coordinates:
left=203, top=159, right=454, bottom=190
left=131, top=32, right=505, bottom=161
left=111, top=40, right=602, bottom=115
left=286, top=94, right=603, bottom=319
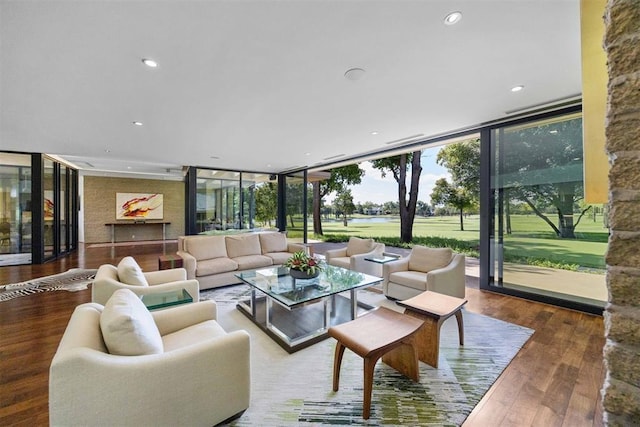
left=284, top=251, right=323, bottom=279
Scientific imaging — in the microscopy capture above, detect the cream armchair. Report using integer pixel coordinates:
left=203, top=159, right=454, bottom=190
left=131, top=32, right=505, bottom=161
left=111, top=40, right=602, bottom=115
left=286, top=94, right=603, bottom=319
left=325, top=236, right=386, bottom=277
left=50, top=292, right=251, bottom=426
left=382, top=245, right=466, bottom=300
left=92, top=256, right=200, bottom=305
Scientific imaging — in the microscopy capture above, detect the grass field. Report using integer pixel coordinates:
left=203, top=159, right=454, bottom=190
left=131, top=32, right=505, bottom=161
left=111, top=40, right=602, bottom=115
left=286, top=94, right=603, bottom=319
left=286, top=213, right=608, bottom=270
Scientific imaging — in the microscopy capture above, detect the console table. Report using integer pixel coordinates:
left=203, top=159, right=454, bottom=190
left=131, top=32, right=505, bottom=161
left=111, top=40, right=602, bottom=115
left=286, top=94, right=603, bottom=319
left=104, top=221, right=171, bottom=244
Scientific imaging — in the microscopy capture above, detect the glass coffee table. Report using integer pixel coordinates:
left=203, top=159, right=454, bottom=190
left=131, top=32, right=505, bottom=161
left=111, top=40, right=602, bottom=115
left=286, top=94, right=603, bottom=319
left=235, top=264, right=382, bottom=353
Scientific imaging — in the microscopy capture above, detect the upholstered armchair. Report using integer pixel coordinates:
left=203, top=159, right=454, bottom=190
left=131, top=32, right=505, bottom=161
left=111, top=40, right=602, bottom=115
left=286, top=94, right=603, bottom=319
left=50, top=290, right=251, bottom=426
left=325, top=236, right=386, bottom=277
left=382, top=245, right=466, bottom=300
left=92, top=256, right=200, bottom=305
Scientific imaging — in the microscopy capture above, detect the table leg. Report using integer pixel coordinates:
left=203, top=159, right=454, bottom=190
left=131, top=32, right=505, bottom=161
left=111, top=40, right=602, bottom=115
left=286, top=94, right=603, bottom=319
left=111, top=224, right=115, bottom=244
left=350, top=289, right=358, bottom=319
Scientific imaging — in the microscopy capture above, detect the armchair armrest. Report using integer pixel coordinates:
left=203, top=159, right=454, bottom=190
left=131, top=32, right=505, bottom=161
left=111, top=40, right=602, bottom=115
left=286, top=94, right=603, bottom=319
left=426, top=254, right=466, bottom=298
left=176, top=251, right=197, bottom=279
left=383, top=257, right=410, bottom=277
left=50, top=329, right=250, bottom=426
left=349, top=244, right=386, bottom=276
left=287, top=242, right=306, bottom=253
left=152, top=300, right=217, bottom=335
left=144, top=268, right=187, bottom=284
left=325, top=247, right=347, bottom=262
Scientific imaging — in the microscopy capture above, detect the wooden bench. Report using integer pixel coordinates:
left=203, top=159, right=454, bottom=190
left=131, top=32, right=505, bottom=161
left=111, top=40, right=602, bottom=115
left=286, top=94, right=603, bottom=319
left=328, top=307, right=424, bottom=419
left=397, top=291, right=468, bottom=368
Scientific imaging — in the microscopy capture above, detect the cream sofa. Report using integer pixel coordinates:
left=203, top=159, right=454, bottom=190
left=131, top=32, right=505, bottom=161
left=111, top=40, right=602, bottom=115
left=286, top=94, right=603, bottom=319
left=177, top=231, right=305, bottom=289
left=325, top=236, right=386, bottom=277
left=382, top=245, right=466, bottom=300
left=50, top=290, right=251, bottom=426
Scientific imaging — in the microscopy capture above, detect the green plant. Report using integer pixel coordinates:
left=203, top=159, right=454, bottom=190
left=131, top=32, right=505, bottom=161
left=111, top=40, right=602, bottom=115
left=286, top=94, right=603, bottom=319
left=284, top=251, right=322, bottom=275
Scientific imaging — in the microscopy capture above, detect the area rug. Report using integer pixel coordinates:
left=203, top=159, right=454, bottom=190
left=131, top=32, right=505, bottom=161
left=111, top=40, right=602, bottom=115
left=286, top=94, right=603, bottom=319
left=201, top=285, right=534, bottom=426
left=0, top=268, right=96, bottom=302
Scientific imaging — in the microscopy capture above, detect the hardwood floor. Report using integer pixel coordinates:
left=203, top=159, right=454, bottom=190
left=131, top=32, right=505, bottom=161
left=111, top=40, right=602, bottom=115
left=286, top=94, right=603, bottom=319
left=0, top=242, right=605, bottom=426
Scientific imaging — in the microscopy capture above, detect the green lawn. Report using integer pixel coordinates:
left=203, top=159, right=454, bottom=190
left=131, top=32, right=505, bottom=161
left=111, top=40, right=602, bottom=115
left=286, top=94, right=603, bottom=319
left=287, top=213, right=607, bottom=270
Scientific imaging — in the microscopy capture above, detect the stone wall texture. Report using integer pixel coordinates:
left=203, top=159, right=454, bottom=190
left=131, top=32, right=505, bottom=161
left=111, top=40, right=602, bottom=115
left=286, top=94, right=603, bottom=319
left=603, top=0, right=640, bottom=425
left=83, top=176, right=185, bottom=243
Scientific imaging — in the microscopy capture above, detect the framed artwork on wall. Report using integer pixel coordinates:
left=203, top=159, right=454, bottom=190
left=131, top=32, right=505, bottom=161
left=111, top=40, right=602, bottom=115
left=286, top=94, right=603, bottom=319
left=116, top=193, right=163, bottom=220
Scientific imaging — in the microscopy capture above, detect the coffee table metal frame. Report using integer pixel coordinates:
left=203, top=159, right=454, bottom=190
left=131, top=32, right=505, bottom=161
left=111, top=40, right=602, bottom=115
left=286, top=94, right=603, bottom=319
left=235, top=265, right=382, bottom=353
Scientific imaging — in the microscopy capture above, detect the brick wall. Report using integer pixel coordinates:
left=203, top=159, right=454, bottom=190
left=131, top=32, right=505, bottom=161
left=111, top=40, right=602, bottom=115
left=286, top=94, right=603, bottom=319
left=83, top=176, right=185, bottom=243
left=603, top=0, right=640, bottom=424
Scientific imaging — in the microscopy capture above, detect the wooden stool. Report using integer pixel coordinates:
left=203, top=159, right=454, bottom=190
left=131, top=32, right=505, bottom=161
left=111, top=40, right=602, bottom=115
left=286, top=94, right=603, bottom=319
left=397, top=291, right=467, bottom=368
left=328, top=307, right=424, bottom=419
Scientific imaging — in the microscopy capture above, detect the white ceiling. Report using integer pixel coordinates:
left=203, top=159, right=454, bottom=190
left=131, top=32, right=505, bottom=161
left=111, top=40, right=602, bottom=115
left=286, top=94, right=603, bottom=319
left=1, top=0, right=582, bottom=180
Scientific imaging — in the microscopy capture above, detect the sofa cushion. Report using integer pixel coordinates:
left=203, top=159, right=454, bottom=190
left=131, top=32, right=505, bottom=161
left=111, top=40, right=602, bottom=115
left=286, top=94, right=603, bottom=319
left=162, top=319, right=227, bottom=352
left=259, top=232, right=288, bottom=254
left=117, top=256, right=148, bottom=286
left=389, top=271, right=428, bottom=291
left=233, top=254, right=273, bottom=270
left=196, top=257, right=239, bottom=277
left=408, top=246, right=453, bottom=273
left=186, top=235, right=227, bottom=261
left=226, top=234, right=261, bottom=258
left=346, top=236, right=374, bottom=257
left=100, top=289, right=163, bottom=356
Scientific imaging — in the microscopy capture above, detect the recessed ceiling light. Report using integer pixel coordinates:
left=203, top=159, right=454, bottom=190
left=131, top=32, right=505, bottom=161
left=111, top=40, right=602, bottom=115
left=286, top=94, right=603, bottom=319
left=511, top=85, right=525, bottom=92
left=305, top=152, right=311, bottom=156
left=104, top=149, right=111, bottom=153
left=132, top=121, right=143, bottom=126
left=344, top=68, right=366, bottom=81
left=142, top=58, right=158, bottom=68
left=444, top=11, right=462, bottom=25
left=371, top=131, right=379, bottom=135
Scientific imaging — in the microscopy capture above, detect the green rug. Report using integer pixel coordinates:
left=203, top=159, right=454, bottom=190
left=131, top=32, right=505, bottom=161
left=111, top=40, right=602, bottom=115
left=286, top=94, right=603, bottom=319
left=201, top=286, right=534, bottom=426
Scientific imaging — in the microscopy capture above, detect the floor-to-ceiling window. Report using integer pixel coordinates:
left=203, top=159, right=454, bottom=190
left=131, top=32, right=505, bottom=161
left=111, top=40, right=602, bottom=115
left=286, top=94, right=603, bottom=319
left=485, top=109, right=606, bottom=312
left=0, top=153, right=32, bottom=266
left=188, top=168, right=277, bottom=234
left=284, top=172, right=307, bottom=240
left=0, top=152, right=77, bottom=265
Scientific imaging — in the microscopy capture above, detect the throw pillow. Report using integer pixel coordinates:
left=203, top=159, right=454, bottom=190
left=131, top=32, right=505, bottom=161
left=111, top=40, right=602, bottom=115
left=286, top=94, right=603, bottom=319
left=259, top=232, right=288, bottom=254
left=346, top=236, right=374, bottom=256
left=100, top=289, right=163, bottom=356
left=117, top=256, right=149, bottom=286
left=408, top=246, right=453, bottom=273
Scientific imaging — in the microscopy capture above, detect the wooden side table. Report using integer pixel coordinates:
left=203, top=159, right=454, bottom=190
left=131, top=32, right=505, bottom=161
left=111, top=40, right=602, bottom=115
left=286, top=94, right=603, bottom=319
left=397, top=291, right=467, bottom=368
left=158, top=254, right=184, bottom=270
left=328, top=307, right=424, bottom=419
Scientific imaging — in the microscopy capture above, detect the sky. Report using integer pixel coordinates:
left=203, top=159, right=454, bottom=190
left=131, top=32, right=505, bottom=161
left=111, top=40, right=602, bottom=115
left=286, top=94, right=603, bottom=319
left=327, top=145, right=451, bottom=206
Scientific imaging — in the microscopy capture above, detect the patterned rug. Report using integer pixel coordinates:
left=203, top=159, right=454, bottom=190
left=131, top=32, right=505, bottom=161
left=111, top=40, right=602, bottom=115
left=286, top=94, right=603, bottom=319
left=201, top=285, right=534, bottom=426
left=0, top=268, right=97, bottom=302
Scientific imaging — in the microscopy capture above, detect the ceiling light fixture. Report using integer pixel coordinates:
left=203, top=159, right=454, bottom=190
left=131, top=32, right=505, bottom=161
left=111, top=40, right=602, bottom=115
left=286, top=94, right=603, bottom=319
left=511, top=85, right=525, bottom=92
left=142, top=58, right=158, bottom=68
left=344, top=68, right=366, bottom=81
left=444, top=11, right=462, bottom=25
left=371, top=131, right=379, bottom=135
left=132, top=121, right=143, bottom=126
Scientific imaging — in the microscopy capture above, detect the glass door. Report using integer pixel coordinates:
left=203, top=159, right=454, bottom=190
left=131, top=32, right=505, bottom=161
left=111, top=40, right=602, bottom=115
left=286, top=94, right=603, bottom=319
left=488, top=112, right=607, bottom=310
left=0, top=153, right=32, bottom=265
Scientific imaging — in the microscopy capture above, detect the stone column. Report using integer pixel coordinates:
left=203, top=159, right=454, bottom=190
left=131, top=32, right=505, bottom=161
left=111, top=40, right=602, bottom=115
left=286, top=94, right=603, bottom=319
left=603, top=0, right=640, bottom=425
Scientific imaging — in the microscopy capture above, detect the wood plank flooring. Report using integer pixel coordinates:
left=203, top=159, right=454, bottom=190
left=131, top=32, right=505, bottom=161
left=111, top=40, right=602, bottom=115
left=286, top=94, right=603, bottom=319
left=0, top=242, right=605, bottom=426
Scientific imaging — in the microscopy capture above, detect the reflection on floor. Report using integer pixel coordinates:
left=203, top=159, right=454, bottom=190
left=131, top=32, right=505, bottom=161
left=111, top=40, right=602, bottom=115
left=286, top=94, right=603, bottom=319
left=501, top=263, right=607, bottom=306
left=0, top=253, right=32, bottom=266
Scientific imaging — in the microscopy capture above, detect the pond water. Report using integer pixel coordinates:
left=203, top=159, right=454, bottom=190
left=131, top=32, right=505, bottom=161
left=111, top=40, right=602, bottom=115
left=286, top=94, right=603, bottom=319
left=325, top=217, right=392, bottom=223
